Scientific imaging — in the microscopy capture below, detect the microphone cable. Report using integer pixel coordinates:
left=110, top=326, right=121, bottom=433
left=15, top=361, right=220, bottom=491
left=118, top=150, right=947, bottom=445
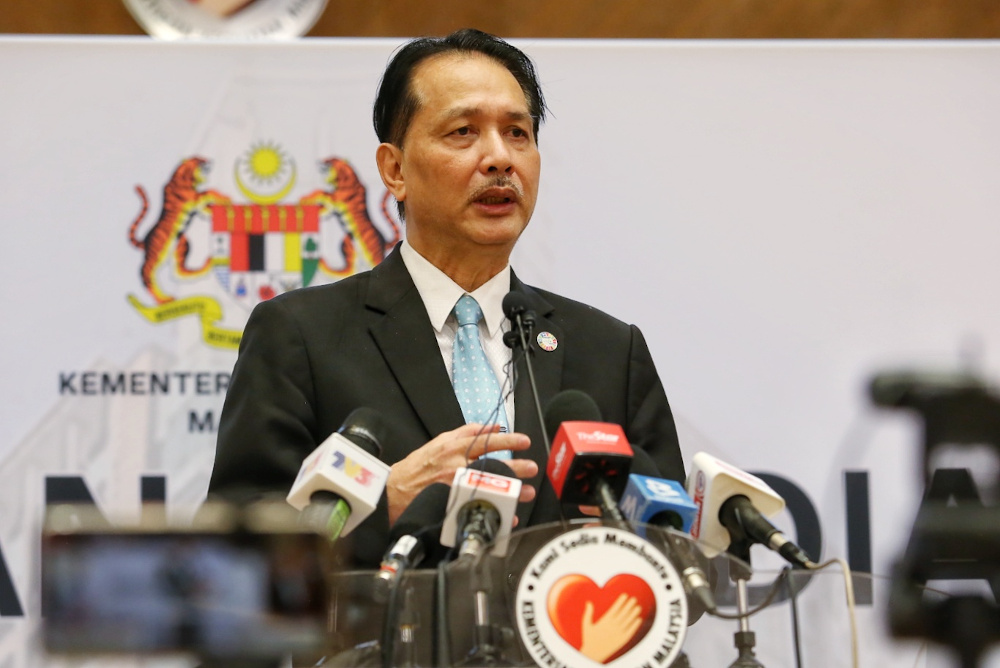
left=459, top=351, right=518, bottom=472
left=453, top=313, right=518, bottom=513
left=453, top=336, right=521, bottom=523
left=807, top=557, right=858, bottom=668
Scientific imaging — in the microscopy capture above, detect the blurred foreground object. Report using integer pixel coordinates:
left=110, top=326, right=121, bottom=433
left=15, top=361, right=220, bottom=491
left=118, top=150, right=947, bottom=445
left=871, top=370, right=1000, bottom=668
left=42, top=501, right=332, bottom=667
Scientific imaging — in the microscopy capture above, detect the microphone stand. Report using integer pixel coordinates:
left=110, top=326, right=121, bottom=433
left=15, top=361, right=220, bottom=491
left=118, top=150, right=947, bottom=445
left=434, top=557, right=451, bottom=668
left=397, top=587, right=420, bottom=668
left=456, top=554, right=503, bottom=666
left=380, top=565, right=407, bottom=668
left=504, top=307, right=550, bottom=451
left=727, top=538, right=766, bottom=668
left=595, top=478, right=631, bottom=531
left=505, top=304, right=576, bottom=531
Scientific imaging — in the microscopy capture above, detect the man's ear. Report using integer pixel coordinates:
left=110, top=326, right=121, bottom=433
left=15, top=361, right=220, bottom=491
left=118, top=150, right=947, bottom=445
left=376, top=143, right=405, bottom=203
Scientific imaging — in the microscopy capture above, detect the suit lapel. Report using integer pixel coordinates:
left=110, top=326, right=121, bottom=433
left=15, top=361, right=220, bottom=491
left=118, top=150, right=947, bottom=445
left=366, top=249, right=466, bottom=440
left=509, top=274, right=564, bottom=526
left=366, top=256, right=564, bottom=527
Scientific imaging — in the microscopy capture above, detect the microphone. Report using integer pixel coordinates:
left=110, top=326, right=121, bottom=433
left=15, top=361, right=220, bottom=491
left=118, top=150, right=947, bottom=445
left=620, top=474, right=697, bottom=534
left=440, top=459, right=522, bottom=559
left=544, top=390, right=633, bottom=524
left=286, top=408, right=391, bottom=542
left=686, top=452, right=813, bottom=568
left=501, top=292, right=536, bottom=348
left=619, top=474, right=716, bottom=612
left=374, top=482, right=451, bottom=602
left=502, top=291, right=551, bottom=457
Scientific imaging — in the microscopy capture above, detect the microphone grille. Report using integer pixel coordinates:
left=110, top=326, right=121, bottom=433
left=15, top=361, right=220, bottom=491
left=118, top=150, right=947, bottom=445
left=337, top=407, right=387, bottom=457
left=543, top=389, right=602, bottom=444
left=502, top=291, right=531, bottom=319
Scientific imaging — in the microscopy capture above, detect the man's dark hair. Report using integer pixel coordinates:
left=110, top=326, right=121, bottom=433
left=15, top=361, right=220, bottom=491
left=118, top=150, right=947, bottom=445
left=373, top=28, right=547, bottom=149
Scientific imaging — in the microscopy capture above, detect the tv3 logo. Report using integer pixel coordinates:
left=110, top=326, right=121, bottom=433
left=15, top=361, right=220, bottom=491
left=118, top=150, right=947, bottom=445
left=331, top=450, right=376, bottom=485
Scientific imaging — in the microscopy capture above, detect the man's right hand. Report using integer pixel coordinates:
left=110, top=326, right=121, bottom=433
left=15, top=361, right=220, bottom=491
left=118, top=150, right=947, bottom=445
left=385, top=423, right=538, bottom=526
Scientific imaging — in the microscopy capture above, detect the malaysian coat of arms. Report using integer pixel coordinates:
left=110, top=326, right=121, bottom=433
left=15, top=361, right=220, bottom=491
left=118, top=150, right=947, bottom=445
left=126, top=143, right=400, bottom=349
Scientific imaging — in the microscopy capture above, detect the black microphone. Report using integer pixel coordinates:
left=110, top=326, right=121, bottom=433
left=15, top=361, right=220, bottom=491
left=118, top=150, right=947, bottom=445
left=377, top=483, right=452, bottom=668
left=719, top=495, right=812, bottom=568
left=339, top=407, right=390, bottom=455
left=542, top=389, right=602, bottom=439
left=502, top=291, right=551, bottom=455
left=501, top=292, right=536, bottom=341
left=374, top=482, right=451, bottom=602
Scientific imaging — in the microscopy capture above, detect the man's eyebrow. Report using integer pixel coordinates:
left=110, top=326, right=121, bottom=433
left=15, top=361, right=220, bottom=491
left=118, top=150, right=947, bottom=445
left=441, top=106, right=532, bottom=123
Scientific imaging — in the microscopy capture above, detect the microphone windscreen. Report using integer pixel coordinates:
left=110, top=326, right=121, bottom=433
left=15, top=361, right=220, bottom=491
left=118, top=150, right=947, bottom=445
left=543, top=389, right=602, bottom=446
left=337, top=407, right=387, bottom=458
left=685, top=452, right=785, bottom=557
left=502, top=291, right=531, bottom=319
left=286, top=431, right=391, bottom=535
left=441, top=464, right=522, bottom=556
left=388, top=482, right=451, bottom=544
left=629, top=446, right=661, bottom=478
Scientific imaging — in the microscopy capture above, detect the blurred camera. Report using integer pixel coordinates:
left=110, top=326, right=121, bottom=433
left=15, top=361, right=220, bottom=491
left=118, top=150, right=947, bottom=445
left=42, top=501, right=331, bottom=662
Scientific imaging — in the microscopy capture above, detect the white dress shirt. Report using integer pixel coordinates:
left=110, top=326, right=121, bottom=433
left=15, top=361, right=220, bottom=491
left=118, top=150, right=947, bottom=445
left=399, top=241, right=516, bottom=431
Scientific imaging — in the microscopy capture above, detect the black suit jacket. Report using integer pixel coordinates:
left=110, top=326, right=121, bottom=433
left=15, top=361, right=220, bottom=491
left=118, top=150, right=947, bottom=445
left=208, top=246, right=684, bottom=567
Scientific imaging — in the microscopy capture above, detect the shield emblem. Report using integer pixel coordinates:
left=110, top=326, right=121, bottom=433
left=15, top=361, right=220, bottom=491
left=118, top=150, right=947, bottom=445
left=210, top=203, right=322, bottom=307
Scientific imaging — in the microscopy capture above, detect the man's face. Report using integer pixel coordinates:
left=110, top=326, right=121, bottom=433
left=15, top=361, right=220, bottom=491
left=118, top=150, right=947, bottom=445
left=385, top=53, right=541, bottom=263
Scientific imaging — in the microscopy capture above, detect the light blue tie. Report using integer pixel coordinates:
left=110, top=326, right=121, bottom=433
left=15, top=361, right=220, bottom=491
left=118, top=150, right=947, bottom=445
left=452, top=294, right=511, bottom=459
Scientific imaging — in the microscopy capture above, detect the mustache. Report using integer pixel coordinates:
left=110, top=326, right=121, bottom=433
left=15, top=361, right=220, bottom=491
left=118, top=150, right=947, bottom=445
left=470, top=175, right=523, bottom=202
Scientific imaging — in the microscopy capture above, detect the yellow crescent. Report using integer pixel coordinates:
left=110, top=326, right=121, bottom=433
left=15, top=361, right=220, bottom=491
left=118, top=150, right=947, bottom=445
left=234, top=160, right=297, bottom=205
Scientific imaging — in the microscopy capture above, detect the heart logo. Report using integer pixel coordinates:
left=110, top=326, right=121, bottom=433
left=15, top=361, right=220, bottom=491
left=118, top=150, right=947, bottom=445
left=546, top=573, right=656, bottom=663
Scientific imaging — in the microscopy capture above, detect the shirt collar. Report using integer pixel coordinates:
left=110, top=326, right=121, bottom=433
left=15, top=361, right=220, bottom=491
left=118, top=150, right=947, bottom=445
left=400, top=241, right=511, bottom=336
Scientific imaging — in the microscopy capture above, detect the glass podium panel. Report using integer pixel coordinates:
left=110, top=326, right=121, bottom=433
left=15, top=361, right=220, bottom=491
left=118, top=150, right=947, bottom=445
left=42, top=506, right=935, bottom=667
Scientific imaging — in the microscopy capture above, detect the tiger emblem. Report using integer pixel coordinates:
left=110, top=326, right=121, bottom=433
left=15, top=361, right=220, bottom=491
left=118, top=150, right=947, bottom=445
left=301, top=157, right=401, bottom=276
left=128, top=157, right=231, bottom=304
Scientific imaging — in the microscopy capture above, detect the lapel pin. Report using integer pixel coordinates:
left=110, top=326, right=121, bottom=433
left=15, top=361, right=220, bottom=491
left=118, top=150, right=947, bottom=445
left=536, top=331, right=558, bottom=352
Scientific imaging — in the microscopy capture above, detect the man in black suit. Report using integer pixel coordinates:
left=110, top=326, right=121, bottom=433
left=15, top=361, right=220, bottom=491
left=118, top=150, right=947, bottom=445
left=208, top=29, right=684, bottom=568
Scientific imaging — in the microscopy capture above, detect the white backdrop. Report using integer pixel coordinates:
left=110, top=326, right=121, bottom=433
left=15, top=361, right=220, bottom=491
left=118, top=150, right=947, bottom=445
left=3, top=36, right=1000, bottom=667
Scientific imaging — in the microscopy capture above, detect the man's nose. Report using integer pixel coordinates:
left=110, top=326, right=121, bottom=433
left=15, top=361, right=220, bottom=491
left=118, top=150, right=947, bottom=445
left=481, top=131, right=514, bottom=174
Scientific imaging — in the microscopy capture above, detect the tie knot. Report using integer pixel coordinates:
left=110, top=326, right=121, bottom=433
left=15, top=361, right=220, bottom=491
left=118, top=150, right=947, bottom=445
left=454, top=294, right=483, bottom=327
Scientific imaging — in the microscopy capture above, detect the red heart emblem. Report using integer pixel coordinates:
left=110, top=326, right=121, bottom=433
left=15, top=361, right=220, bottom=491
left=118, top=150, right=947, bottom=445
left=546, top=573, right=656, bottom=663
